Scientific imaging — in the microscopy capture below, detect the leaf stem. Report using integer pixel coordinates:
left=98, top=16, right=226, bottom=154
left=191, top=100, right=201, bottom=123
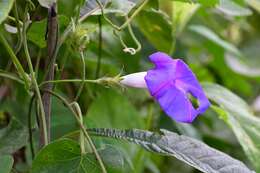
left=0, top=34, right=30, bottom=89
left=22, top=5, right=48, bottom=146
left=0, top=70, right=24, bottom=84
left=39, top=79, right=100, bottom=87
left=75, top=51, right=86, bottom=101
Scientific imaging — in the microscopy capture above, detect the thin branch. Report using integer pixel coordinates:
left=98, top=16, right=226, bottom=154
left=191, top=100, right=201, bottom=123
left=95, top=0, right=149, bottom=31
left=75, top=51, right=86, bottom=101
left=0, top=34, right=30, bottom=89
left=22, top=4, right=48, bottom=146
left=28, top=95, right=36, bottom=159
left=95, top=15, right=102, bottom=78
left=0, top=70, right=24, bottom=84
left=39, top=79, right=100, bottom=87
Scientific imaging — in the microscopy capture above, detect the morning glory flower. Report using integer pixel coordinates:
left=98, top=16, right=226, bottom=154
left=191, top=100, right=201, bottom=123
left=120, top=52, right=210, bottom=123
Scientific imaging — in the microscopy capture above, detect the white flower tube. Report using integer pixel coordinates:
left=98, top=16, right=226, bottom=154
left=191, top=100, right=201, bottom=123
left=120, top=72, right=147, bottom=88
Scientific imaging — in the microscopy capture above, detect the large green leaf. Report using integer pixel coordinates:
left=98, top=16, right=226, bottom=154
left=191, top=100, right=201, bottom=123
left=51, top=97, right=77, bottom=140
left=172, top=0, right=219, bottom=6
left=189, top=25, right=241, bottom=56
left=225, top=40, right=260, bottom=77
left=203, top=83, right=260, bottom=172
left=0, top=118, right=28, bottom=155
left=87, top=128, right=254, bottom=173
left=135, top=9, right=174, bottom=53
left=31, top=139, right=131, bottom=173
left=172, top=1, right=199, bottom=36
left=27, top=15, right=69, bottom=48
left=0, top=0, right=15, bottom=24
left=217, top=0, right=252, bottom=16
left=80, top=0, right=139, bottom=17
left=85, top=89, right=144, bottom=129
left=245, top=0, right=260, bottom=13
left=0, top=155, right=13, bottom=173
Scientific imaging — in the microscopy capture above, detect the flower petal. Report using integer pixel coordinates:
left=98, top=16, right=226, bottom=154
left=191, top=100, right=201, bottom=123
left=145, top=52, right=210, bottom=123
left=153, top=82, right=197, bottom=123
left=174, top=60, right=210, bottom=114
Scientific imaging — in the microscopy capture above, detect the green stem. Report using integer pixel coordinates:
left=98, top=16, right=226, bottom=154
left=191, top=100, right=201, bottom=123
left=0, top=70, right=24, bottom=84
left=43, top=90, right=107, bottom=173
left=75, top=51, right=86, bottom=101
left=95, top=0, right=148, bottom=31
left=0, top=34, right=30, bottom=89
left=39, top=79, right=100, bottom=87
left=22, top=8, right=48, bottom=146
left=71, top=102, right=86, bottom=154
left=95, top=15, right=102, bottom=78
left=28, top=95, right=36, bottom=159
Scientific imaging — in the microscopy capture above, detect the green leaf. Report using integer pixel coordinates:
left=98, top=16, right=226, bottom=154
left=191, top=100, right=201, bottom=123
left=189, top=25, right=241, bottom=56
left=0, top=155, right=13, bottom=173
left=225, top=40, right=260, bottom=77
left=217, top=0, right=252, bottom=16
left=31, top=139, right=131, bottom=173
left=51, top=97, right=77, bottom=140
left=85, top=89, right=144, bottom=129
left=27, top=15, right=69, bottom=48
left=245, top=0, right=260, bottom=13
left=171, top=0, right=219, bottom=6
left=58, top=0, right=84, bottom=18
left=81, top=0, right=138, bottom=17
left=0, top=118, right=28, bottom=155
left=0, top=0, right=15, bottom=24
left=135, top=9, right=174, bottom=53
left=87, top=128, right=254, bottom=173
left=203, top=83, right=260, bottom=172
left=172, top=1, right=199, bottom=35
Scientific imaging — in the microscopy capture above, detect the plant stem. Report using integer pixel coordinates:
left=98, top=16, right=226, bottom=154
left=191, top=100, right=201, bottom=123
left=95, top=15, right=102, bottom=78
left=0, top=70, right=24, bottom=84
left=71, top=102, right=86, bottom=154
left=43, top=90, right=107, bottom=173
left=95, top=0, right=149, bottom=31
left=0, top=34, right=30, bottom=89
left=22, top=12, right=48, bottom=146
left=41, top=3, right=58, bottom=143
left=75, top=51, right=86, bottom=101
left=28, top=95, right=36, bottom=159
left=39, top=79, right=100, bottom=87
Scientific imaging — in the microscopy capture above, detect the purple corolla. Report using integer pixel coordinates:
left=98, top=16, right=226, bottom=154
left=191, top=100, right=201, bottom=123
left=120, top=52, right=210, bottom=123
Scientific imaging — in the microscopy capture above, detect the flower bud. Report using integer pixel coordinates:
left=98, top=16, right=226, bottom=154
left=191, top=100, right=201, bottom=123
left=120, top=72, right=147, bottom=88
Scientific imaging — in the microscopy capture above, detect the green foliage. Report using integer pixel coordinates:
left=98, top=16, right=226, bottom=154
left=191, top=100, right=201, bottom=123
left=0, top=155, right=13, bottom=173
left=32, top=139, right=131, bottom=173
left=0, top=118, right=28, bottom=155
left=1, top=0, right=260, bottom=172
left=204, top=83, right=260, bottom=172
left=0, top=0, right=14, bottom=24
left=135, top=9, right=174, bottom=53
left=87, top=128, right=253, bottom=173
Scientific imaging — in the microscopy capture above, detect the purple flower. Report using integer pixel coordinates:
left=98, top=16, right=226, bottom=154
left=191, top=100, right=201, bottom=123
left=120, top=52, right=210, bottom=123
